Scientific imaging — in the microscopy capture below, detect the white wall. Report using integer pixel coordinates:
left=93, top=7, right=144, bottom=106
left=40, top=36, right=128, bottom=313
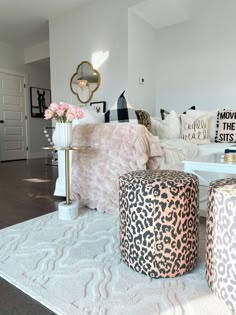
left=0, top=42, right=24, bottom=73
left=128, top=11, right=156, bottom=115
left=155, top=0, right=236, bottom=114
left=24, top=41, right=50, bottom=64
left=49, top=0, right=128, bottom=110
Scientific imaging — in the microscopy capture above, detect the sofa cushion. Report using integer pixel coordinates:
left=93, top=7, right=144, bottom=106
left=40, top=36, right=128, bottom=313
left=215, top=109, right=236, bottom=143
left=104, top=91, right=139, bottom=124
left=186, top=109, right=217, bottom=142
left=180, top=113, right=211, bottom=144
left=153, top=111, right=181, bottom=139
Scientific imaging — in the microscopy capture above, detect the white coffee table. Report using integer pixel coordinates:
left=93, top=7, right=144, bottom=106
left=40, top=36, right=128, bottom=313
left=183, top=153, right=236, bottom=216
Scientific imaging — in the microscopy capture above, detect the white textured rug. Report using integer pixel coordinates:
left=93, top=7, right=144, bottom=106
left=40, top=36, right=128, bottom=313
left=0, top=208, right=234, bottom=315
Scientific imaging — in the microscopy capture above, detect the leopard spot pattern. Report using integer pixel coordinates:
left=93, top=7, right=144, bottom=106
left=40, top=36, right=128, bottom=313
left=206, top=178, right=236, bottom=311
left=119, top=169, right=199, bottom=279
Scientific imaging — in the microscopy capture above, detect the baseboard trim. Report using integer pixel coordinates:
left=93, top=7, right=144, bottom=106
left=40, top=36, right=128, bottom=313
left=28, top=152, right=45, bottom=159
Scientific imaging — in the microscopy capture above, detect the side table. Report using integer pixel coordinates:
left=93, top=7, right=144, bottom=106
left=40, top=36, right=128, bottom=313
left=43, top=146, right=80, bottom=220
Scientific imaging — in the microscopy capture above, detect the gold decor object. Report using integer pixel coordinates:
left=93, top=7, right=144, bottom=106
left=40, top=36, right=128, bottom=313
left=224, top=153, right=236, bottom=163
left=70, top=61, right=101, bottom=104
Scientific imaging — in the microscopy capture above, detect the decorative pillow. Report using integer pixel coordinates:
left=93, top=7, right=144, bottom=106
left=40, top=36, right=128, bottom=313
left=155, top=111, right=181, bottom=139
left=160, top=106, right=196, bottom=120
left=136, top=109, right=151, bottom=131
left=215, top=109, right=236, bottom=143
left=186, top=109, right=217, bottom=142
left=180, top=114, right=211, bottom=144
left=104, top=91, right=139, bottom=124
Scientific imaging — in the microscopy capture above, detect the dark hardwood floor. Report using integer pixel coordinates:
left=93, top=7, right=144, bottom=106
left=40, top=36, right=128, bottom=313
left=0, top=158, right=64, bottom=315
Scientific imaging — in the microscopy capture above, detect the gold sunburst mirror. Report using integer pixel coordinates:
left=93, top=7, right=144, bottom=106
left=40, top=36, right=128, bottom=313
left=70, top=61, right=101, bottom=104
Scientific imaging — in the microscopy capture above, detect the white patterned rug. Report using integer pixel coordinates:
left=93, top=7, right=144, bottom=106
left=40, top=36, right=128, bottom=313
left=0, top=208, right=234, bottom=315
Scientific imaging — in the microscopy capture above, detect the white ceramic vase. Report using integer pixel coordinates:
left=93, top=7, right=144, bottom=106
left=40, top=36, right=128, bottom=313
left=52, top=122, right=72, bottom=147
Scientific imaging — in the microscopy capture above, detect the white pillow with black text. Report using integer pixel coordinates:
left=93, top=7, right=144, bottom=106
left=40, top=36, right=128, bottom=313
left=186, top=109, right=217, bottom=142
left=180, top=113, right=211, bottom=144
left=215, top=109, right=236, bottom=143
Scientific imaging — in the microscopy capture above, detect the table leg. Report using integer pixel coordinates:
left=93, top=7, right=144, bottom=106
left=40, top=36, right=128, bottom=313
left=58, top=148, right=78, bottom=220
left=65, top=149, right=70, bottom=205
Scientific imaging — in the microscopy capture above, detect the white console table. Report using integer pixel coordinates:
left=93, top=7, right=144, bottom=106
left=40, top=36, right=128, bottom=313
left=183, top=153, right=236, bottom=217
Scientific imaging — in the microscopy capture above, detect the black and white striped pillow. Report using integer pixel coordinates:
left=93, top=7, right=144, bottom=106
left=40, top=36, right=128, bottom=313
left=105, top=91, right=140, bottom=124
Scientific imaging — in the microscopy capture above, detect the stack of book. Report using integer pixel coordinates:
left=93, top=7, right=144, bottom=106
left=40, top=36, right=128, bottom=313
left=224, top=145, right=236, bottom=163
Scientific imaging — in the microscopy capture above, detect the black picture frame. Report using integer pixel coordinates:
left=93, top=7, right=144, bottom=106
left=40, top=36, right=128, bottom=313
left=30, top=87, right=51, bottom=118
left=90, top=101, right=106, bottom=113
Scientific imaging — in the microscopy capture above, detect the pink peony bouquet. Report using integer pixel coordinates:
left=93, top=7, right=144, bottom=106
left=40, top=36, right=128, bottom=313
left=44, top=102, right=84, bottom=123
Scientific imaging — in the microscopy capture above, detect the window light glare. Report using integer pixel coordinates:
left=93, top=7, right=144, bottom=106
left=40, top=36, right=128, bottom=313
left=23, top=178, right=51, bottom=183
left=92, top=50, right=109, bottom=70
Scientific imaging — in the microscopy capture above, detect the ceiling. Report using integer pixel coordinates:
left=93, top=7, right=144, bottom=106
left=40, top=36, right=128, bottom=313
left=0, top=0, right=193, bottom=48
left=0, top=0, right=94, bottom=47
left=130, top=0, right=192, bottom=30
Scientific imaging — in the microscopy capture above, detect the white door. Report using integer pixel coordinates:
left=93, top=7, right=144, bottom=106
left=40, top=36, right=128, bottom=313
left=0, top=72, right=27, bottom=161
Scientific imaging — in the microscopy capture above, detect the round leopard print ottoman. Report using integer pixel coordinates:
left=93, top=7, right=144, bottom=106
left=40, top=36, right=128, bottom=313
left=119, top=169, right=199, bottom=279
left=206, top=178, right=236, bottom=311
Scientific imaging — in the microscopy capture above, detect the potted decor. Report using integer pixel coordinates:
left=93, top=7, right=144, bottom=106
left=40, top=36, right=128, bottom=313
left=44, top=102, right=84, bottom=147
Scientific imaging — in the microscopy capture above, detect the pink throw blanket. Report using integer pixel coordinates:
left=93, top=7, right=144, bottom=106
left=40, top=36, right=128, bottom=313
left=71, top=123, right=162, bottom=215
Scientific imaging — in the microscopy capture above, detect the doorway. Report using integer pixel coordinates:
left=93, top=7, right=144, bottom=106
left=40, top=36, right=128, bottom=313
left=0, top=71, right=27, bottom=161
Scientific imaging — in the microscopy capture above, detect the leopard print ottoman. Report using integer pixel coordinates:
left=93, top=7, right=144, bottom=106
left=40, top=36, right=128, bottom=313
left=206, top=178, right=236, bottom=311
left=119, top=169, right=199, bottom=279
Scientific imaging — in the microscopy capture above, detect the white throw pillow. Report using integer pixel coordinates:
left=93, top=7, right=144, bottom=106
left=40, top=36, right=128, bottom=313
left=186, top=109, right=217, bottom=142
left=154, top=111, right=181, bottom=139
left=180, top=114, right=211, bottom=144
left=160, top=106, right=196, bottom=120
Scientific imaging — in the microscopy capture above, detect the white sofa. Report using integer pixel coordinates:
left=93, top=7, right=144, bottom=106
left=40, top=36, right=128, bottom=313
left=151, top=109, right=233, bottom=164
left=151, top=109, right=235, bottom=216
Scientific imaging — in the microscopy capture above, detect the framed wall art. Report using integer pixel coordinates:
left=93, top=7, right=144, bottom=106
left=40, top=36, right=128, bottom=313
left=90, top=101, right=106, bottom=113
left=30, top=87, right=51, bottom=118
